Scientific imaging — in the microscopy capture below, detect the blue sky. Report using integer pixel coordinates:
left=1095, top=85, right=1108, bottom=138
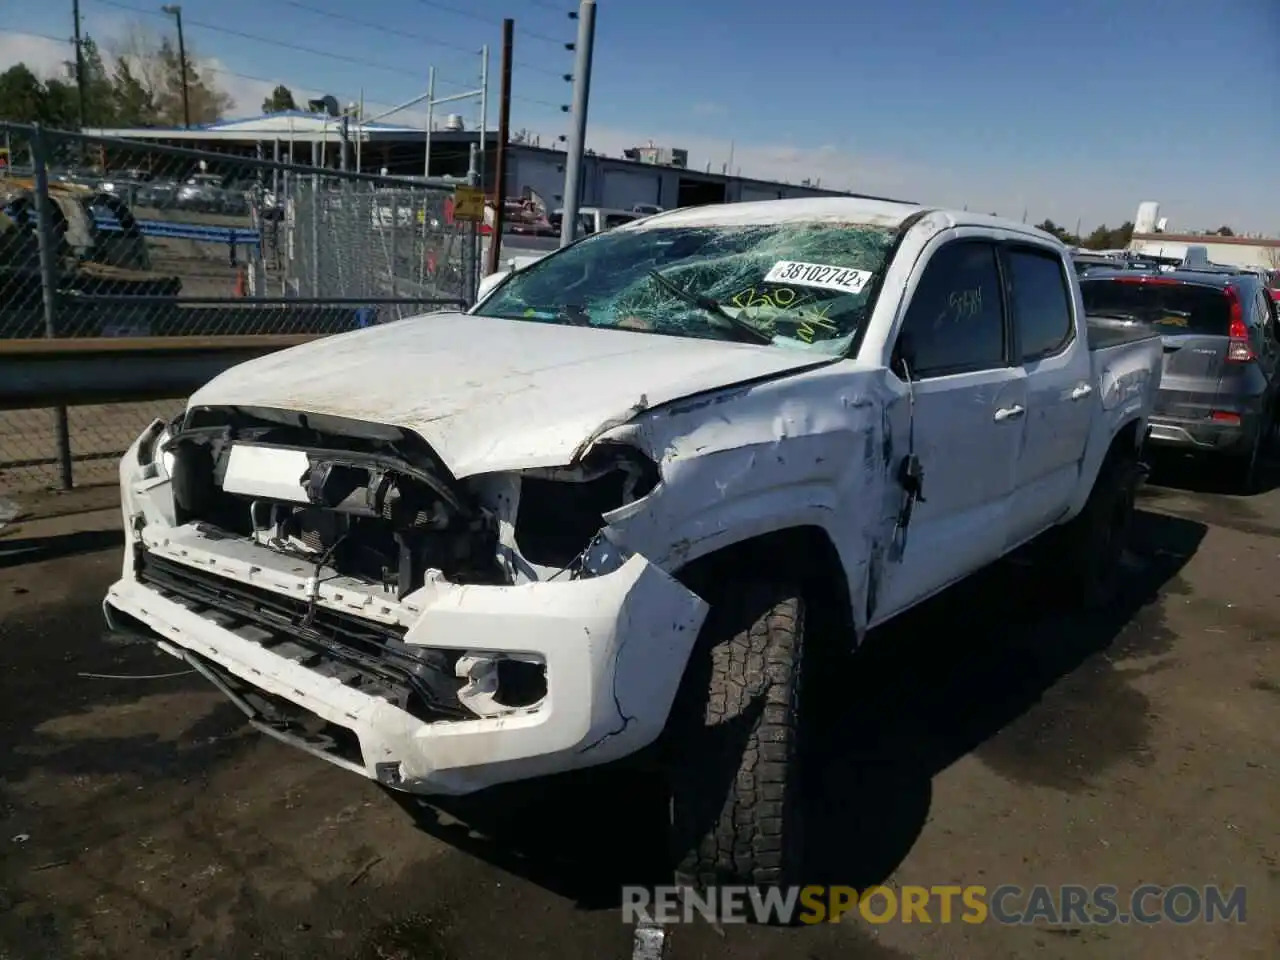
left=3, top=0, right=1279, bottom=232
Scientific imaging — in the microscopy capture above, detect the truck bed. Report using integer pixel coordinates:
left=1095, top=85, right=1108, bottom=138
left=1086, top=315, right=1161, bottom=351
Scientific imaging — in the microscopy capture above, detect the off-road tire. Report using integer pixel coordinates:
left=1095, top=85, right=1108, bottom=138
left=1059, top=454, right=1142, bottom=610
left=667, top=581, right=808, bottom=892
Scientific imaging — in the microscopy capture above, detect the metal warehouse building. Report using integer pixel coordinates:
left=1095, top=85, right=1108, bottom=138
left=84, top=111, right=911, bottom=210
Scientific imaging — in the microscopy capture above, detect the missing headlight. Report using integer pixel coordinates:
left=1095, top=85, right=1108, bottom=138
left=514, top=444, right=658, bottom=569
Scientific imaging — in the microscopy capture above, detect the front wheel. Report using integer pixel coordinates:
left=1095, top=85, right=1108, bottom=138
left=666, top=581, right=810, bottom=893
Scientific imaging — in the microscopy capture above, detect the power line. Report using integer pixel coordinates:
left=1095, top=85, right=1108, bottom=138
left=280, top=0, right=564, bottom=78
left=88, top=0, right=560, bottom=109
left=406, top=0, right=568, bottom=47
left=0, top=26, right=72, bottom=48
left=93, top=0, right=453, bottom=80
left=0, top=17, right=565, bottom=120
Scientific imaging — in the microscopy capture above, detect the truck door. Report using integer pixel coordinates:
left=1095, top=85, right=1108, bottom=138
left=872, top=238, right=1026, bottom=623
left=1001, top=244, right=1094, bottom=549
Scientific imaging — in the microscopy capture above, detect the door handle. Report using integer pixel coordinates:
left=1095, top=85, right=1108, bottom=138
left=994, top=404, right=1025, bottom=422
left=1070, top=382, right=1093, bottom=401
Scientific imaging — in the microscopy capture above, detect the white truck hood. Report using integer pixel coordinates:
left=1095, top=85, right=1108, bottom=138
left=188, top=312, right=836, bottom=477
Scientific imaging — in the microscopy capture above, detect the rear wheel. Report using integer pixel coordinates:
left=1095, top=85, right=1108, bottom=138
left=1056, top=453, right=1142, bottom=610
left=1232, top=414, right=1269, bottom=495
left=667, top=580, right=809, bottom=894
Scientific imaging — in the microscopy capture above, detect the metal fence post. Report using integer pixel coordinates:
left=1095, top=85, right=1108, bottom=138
left=310, top=174, right=320, bottom=298
left=389, top=193, right=400, bottom=306
left=468, top=142, right=481, bottom=304
left=30, top=125, right=74, bottom=490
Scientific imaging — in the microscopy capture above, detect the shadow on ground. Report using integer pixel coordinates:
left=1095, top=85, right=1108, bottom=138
left=1145, top=446, right=1280, bottom=497
left=0, top=529, right=124, bottom=569
left=393, top=506, right=1207, bottom=915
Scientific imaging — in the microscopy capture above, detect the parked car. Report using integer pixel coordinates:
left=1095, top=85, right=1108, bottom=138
left=96, top=169, right=153, bottom=207
left=104, top=199, right=1161, bottom=899
left=1080, top=267, right=1279, bottom=488
left=548, top=205, right=643, bottom=236
left=0, top=179, right=180, bottom=336
left=176, top=173, right=231, bottom=213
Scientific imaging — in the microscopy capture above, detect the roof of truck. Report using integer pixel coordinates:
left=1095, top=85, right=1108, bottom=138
left=620, top=197, right=1060, bottom=243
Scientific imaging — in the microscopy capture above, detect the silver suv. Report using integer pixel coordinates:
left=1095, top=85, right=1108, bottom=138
left=1080, top=267, right=1279, bottom=490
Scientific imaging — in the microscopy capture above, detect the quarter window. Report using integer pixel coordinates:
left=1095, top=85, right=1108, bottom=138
left=896, top=240, right=1005, bottom=378
left=1006, top=247, right=1074, bottom=362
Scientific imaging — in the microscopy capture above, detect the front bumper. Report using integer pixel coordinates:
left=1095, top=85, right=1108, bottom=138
left=106, top=431, right=708, bottom=795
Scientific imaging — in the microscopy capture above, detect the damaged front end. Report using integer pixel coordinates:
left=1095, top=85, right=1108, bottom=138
left=106, top=405, right=707, bottom=794
left=164, top=406, right=505, bottom=598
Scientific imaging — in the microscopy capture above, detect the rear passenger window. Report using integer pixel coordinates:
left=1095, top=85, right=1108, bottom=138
left=896, top=241, right=1004, bottom=378
left=1006, top=247, right=1074, bottom=361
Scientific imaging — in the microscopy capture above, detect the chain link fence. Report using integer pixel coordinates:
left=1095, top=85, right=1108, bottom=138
left=1, top=121, right=481, bottom=497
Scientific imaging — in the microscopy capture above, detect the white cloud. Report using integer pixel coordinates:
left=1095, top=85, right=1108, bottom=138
left=4, top=27, right=1254, bottom=232
left=0, top=29, right=1109, bottom=222
left=0, top=31, right=73, bottom=80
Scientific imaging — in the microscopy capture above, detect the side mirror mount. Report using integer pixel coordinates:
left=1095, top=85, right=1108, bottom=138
left=476, top=269, right=512, bottom=303
left=890, top=335, right=916, bottom=381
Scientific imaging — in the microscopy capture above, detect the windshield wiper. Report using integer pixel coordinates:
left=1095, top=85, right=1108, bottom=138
left=646, top=269, right=773, bottom=344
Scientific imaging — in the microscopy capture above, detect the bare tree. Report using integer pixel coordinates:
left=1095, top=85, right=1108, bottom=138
left=107, top=24, right=232, bottom=125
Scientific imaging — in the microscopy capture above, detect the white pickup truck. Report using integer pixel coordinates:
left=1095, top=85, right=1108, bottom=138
left=105, top=198, right=1162, bottom=892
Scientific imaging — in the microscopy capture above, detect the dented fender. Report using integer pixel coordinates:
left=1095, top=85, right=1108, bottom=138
left=584, top=363, right=903, bottom=636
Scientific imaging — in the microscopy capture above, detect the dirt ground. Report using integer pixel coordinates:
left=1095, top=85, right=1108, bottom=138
left=0, top=454, right=1276, bottom=960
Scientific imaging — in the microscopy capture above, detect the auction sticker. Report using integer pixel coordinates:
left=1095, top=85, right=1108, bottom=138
left=763, top=260, right=873, bottom=294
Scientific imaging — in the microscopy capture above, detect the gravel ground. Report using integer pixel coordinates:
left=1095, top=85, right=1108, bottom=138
left=0, top=454, right=1276, bottom=960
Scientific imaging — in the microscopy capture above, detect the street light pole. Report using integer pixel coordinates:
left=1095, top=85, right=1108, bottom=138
left=559, top=0, right=596, bottom=247
left=161, top=4, right=191, bottom=128
left=71, top=0, right=87, bottom=129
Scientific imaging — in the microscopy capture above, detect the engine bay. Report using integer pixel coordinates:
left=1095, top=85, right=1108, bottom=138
left=156, top=405, right=660, bottom=598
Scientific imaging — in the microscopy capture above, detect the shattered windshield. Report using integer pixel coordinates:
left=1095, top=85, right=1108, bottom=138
left=472, top=220, right=898, bottom=354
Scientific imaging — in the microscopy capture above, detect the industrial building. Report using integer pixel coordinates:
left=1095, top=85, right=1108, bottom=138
left=84, top=110, right=910, bottom=211
left=1128, top=201, right=1280, bottom=271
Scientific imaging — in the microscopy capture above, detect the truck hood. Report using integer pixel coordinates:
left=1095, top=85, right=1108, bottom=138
left=188, top=312, right=837, bottom=477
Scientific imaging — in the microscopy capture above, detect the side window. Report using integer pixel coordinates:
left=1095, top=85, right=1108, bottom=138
left=895, top=240, right=1005, bottom=379
left=1255, top=288, right=1272, bottom=326
left=1005, top=246, right=1075, bottom=362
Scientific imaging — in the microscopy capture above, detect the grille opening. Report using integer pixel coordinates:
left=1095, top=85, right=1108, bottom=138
left=135, top=550, right=472, bottom=723
left=193, top=650, right=366, bottom=768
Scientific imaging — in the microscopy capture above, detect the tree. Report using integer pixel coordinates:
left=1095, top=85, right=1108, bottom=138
left=1212, top=225, right=1234, bottom=237
left=0, top=63, right=77, bottom=126
left=60, top=35, right=118, bottom=126
left=110, top=58, right=156, bottom=126
left=262, top=84, right=297, bottom=113
left=1079, top=221, right=1134, bottom=251
left=154, top=36, right=233, bottom=124
left=1035, top=218, right=1080, bottom=247
left=108, top=26, right=233, bottom=126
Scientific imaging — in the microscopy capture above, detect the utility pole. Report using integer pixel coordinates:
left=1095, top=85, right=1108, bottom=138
left=484, top=19, right=513, bottom=276
left=559, top=0, right=596, bottom=247
left=161, top=5, right=191, bottom=128
left=71, top=0, right=87, bottom=129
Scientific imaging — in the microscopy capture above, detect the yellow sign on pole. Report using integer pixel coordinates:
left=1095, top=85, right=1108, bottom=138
left=453, top=186, right=485, bottom=222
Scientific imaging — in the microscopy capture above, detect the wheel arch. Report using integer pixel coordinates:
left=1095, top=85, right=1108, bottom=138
left=671, top=523, right=857, bottom=654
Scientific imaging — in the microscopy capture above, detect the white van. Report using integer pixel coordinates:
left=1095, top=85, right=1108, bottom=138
left=549, top=205, right=641, bottom=237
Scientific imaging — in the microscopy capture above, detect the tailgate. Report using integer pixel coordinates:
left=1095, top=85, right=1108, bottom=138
left=1156, top=333, right=1228, bottom=420
left=1081, top=277, right=1234, bottom=421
